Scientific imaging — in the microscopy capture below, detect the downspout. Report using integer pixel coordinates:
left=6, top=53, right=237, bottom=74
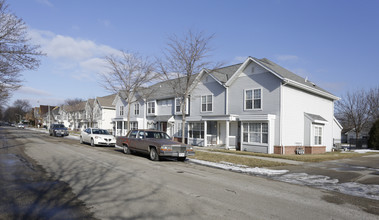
left=143, top=99, right=146, bottom=129
left=280, top=79, right=289, bottom=155
left=225, top=86, right=229, bottom=115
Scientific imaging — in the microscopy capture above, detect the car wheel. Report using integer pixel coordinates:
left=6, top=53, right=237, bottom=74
left=177, top=157, right=186, bottom=162
left=80, top=136, right=83, bottom=144
left=91, top=139, right=95, bottom=147
left=123, top=145, right=131, bottom=154
left=49, top=132, right=52, bottom=136
left=149, top=147, right=160, bottom=161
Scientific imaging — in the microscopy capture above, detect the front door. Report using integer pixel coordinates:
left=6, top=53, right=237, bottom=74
left=160, top=122, right=167, bottom=133
left=207, top=121, right=217, bottom=145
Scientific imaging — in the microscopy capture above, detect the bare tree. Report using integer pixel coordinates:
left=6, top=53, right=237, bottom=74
left=99, top=51, right=155, bottom=132
left=85, top=98, right=95, bottom=128
left=64, top=98, right=85, bottom=130
left=336, top=89, right=373, bottom=140
left=0, top=0, right=44, bottom=105
left=157, top=30, right=215, bottom=143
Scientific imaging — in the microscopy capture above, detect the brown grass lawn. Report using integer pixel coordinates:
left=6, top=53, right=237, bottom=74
left=188, top=151, right=288, bottom=167
left=207, top=149, right=378, bottom=162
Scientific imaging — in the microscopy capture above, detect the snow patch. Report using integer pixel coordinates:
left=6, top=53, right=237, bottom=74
left=353, top=149, right=379, bottom=154
left=189, top=159, right=288, bottom=176
left=274, top=173, right=379, bottom=200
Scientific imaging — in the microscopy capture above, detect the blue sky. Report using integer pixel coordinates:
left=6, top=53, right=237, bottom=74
left=8, top=0, right=379, bottom=107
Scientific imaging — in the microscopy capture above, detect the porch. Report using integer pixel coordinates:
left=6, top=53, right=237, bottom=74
left=186, top=115, right=239, bottom=150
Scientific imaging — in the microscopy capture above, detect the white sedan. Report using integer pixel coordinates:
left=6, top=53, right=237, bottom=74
left=80, top=128, right=116, bottom=147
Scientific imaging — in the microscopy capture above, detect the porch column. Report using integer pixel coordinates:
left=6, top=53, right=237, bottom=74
left=225, top=120, right=229, bottom=149
left=122, top=120, right=124, bottom=136
left=203, top=120, right=207, bottom=147
left=115, top=120, right=118, bottom=136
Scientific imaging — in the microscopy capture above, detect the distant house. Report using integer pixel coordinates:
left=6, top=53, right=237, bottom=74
left=93, top=94, right=116, bottom=132
left=114, top=57, right=342, bottom=154
left=39, top=105, right=56, bottom=128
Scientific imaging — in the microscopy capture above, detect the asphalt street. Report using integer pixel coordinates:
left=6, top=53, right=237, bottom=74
left=1, top=127, right=379, bottom=219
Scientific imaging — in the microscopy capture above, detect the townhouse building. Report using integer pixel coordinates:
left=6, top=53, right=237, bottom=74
left=92, top=94, right=116, bottom=132
left=113, top=57, right=342, bottom=154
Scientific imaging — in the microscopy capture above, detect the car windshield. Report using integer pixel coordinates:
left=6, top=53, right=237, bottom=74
left=55, top=124, right=64, bottom=128
left=92, top=129, right=110, bottom=135
left=145, top=131, right=170, bottom=139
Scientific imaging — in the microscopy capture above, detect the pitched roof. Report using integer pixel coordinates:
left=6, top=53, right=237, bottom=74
left=209, top=63, right=243, bottom=83
left=97, top=94, right=116, bottom=108
left=254, top=58, right=332, bottom=95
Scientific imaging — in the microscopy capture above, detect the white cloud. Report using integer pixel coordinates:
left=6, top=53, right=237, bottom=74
left=16, top=86, right=52, bottom=96
left=276, top=54, right=299, bottom=62
left=36, top=0, right=53, bottom=7
left=27, top=29, right=123, bottom=81
left=29, top=29, right=121, bottom=61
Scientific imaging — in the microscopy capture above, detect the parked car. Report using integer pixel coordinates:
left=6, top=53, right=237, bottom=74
left=116, top=129, right=195, bottom=161
left=80, top=128, right=116, bottom=147
left=17, top=123, right=25, bottom=129
left=49, top=124, right=69, bottom=137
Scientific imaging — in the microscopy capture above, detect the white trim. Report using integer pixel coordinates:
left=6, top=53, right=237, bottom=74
left=313, top=125, right=324, bottom=146
left=134, top=103, right=140, bottom=115
left=175, top=97, right=189, bottom=115
left=284, top=79, right=339, bottom=101
left=200, top=94, right=213, bottom=113
left=333, top=116, right=343, bottom=130
left=243, top=88, right=262, bottom=111
left=147, top=100, right=156, bottom=116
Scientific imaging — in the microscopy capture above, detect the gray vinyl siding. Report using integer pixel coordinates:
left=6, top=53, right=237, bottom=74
left=157, top=99, right=174, bottom=116
left=229, top=62, right=282, bottom=146
left=190, top=75, right=226, bottom=116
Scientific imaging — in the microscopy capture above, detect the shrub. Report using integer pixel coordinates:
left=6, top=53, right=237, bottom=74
left=368, top=119, right=379, bottom=150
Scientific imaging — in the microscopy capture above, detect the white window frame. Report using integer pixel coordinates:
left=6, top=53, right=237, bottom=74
left=175, top=97, right=189, bottom=115
left=242, top=122, right=268, bottom=145
left=244, top=88, right=262, bottom=110
left=119, top=106, right=124, bottom=116
left=130, top=122, right=138, bottom=130
left=134, top=103, right=140, bottom=115
left=313, top=125, right=323, bottom=146
left=147, top=101, right=156, bottom=115
left=188, top=122, right=204, bottom=139
left=201, top=94, right=213, bottom=112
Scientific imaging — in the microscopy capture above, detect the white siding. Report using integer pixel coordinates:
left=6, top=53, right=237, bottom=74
left=281, top=85, right=335, bottom=151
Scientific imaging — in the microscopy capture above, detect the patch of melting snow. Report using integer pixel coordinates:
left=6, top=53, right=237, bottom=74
left=274, top=173, right=379, bottom=200
left=352, top=149, right=379, bottom=154
left=190, top=159, right=379, bottom=200
left=189, top=159, right=288, bottom=176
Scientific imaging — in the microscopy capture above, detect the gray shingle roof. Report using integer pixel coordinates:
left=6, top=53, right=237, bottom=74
left=254, top=58, right=333, bottom=95
left=209, top=63, right=243, bottom=83
left=305, top=113, right=328, bottom=122
left=140, top=74, right=199, bottom=100
left=97, top=94, right=116, bottom=108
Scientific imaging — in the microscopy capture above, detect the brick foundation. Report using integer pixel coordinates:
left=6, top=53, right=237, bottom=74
left=274, top=146, right=326, bottom=155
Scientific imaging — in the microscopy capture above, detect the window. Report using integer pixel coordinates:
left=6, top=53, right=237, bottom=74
left=177, top=122, right=183, bottom=137
left=201, top=95, right=213, bottom=112
left=175, top=98, right=182, bottom=113
left=134, top=103, right=140, bottom=115
left=189, top=122, right=204, bottom=139
left=314, top=126, right=322, bottom=145
left=147, top=101, right=155, bottom=114
left=119, top=106, right=124, bottom=116
left=245, top=89, right=261, bottom=110
left=175, top=98, right=188, bottom=114
left=130, top=122, right=138, bottom=130
left=242, top=122, right=268, bottom=144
